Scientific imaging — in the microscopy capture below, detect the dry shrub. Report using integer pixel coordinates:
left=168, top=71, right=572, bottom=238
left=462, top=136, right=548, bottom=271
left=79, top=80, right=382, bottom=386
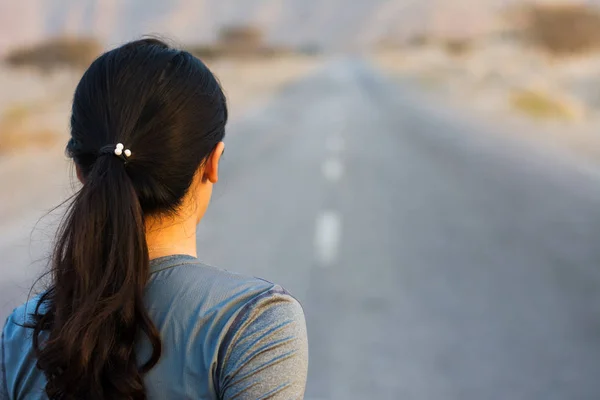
left=219, top=26, right=264, bottom=47
left=510, top=89, right=582, bottom=120
left=375, top=36, right=402, bottom=51
left=4, top=37, right=103, bottom=72
left=443, top=39, right=472, bottom=57
left=0, top=128, right=59, bottom=153
left=188, top=25, right=292, bottom=60
left=296, top=43, right=323, bottom=56
left=258, top=46, right=293, bottom=58
left=217, top=25, right=265, bottom=56
left=521, top=4, right=600, bottom=55
left=0, top=103, right=62, bottom=153
left=187, top=43, right=291, bottom=61
left=407, top=34, right=432, bottom=48
left=186, top=45, right=224, bottom=60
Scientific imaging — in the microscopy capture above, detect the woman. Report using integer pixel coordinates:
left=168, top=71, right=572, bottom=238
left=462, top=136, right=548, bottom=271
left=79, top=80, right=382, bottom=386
left=1, top=39, right=308, bottom=399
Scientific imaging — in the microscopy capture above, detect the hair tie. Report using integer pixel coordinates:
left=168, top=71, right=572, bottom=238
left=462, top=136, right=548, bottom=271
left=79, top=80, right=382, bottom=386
left=99, top=143, right=132, bottom=160
left=113, top=143, right=132, bottom=158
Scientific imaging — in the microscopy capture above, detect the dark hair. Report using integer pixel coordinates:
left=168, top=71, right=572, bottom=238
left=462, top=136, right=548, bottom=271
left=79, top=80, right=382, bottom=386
left=27, top=39, right=228, bottom=399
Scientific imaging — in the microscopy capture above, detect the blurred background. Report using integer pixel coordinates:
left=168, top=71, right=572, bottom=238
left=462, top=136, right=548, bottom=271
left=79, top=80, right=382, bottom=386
left=2, top=1, right=600, bottom=399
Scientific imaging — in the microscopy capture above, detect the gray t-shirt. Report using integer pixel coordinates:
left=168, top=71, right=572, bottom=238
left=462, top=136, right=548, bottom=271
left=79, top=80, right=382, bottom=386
left=1, top=255, right=308, bottom=399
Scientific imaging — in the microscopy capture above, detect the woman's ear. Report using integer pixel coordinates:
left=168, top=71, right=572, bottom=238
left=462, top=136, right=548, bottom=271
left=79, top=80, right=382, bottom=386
left=75, top=164, right=85, bottom=185
left=204, top=142, right=225, bottom=184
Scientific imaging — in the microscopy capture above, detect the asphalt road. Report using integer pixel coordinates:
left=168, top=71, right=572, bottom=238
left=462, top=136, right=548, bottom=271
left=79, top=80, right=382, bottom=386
left=3, top=59, right=600, bottom=399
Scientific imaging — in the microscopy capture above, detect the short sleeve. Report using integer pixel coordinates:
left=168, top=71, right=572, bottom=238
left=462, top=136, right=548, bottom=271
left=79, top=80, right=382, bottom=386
left=216, top=288, right=308, bottom=400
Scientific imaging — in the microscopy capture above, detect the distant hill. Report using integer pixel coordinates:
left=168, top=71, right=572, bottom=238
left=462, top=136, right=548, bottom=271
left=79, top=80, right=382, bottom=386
left=0, top=0, right=597, bottom=54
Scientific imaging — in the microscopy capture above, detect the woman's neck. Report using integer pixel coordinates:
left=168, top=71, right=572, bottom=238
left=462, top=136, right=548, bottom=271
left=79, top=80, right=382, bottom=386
left=145, top=213, right=198, bottom=260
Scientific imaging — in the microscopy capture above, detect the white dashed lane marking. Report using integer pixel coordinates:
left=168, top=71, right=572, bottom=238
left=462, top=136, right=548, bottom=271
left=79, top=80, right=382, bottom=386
left=314, top=211, right=342, bottom=267
left=322, top=157, right=344, bottom=182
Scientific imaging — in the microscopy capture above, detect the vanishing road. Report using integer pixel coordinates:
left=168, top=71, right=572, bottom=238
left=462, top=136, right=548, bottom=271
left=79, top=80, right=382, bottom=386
left=2, top=59, right=600, bottom=399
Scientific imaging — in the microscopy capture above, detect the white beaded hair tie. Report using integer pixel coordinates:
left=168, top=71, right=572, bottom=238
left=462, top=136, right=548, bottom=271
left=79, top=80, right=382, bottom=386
left=114, top=143, right=132, bottom=158
left=98, top=143, right=132, bottom=161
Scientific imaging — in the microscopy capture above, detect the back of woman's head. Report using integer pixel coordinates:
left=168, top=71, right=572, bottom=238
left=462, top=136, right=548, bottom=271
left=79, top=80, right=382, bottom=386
left=29, top=38, right=228, bottom=400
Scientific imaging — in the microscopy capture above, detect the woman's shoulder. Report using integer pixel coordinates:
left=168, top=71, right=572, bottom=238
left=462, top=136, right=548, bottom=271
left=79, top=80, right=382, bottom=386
left=146, top=255, right=304, bottom=328
left=149, top=255, right=281, bottom=300
left=213, top=281, right=308, bottom=398
left=145, top=256, right=307, bottom=393
left=3, top=294, right=47, bottom=361
left=2, top=295, right=49, bottom=399
left=3, top=294, right=45, bottom=332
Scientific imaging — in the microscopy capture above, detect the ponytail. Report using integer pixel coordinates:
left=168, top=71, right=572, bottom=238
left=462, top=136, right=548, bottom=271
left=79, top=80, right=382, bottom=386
left=30, top=155, right=161, bottom=399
